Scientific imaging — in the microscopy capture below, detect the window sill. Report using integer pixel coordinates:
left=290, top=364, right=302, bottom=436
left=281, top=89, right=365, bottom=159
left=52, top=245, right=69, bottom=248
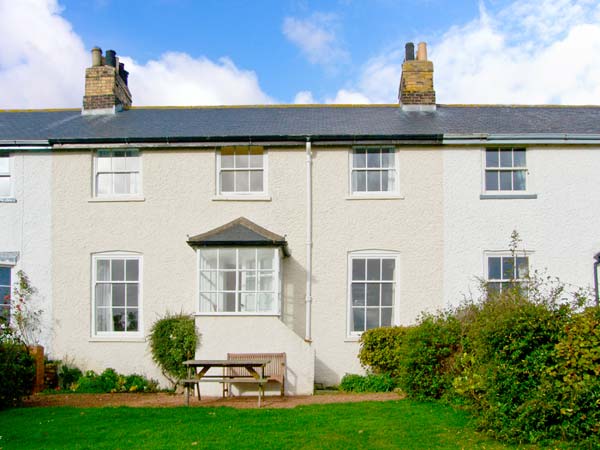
left=212, top=195, right=272, bottom=202
left=88, top=196, right=146, bottom=203
left=0, top=197, right=16, bottom=203
left=480, top=193, right=538, bottom=200
left=345, top=194, right=404, bottom=200
left=195, top=312, right=280, bottom=317
left=89, top=336, right=146, bottom=343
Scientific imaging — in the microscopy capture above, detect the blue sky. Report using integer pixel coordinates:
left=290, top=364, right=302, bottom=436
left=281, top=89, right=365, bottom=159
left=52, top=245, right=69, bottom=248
left=2, top=0, right=600, bottom=107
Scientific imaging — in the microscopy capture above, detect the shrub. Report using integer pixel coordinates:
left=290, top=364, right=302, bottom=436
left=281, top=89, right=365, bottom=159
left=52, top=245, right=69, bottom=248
left=149, top=313, right=199, bottom=387
left=71, top=368, right=158, bottom=393
left=358, top=326, right=406, bottom=377
left=58, top=362, right=83, bottom=390
left=339, top=373, right=396, bottom=393
left=0, top=340, right=35, bottom=409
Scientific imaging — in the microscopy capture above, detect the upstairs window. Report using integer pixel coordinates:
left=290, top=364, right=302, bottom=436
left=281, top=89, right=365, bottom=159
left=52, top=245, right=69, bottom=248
left=485, top=148, right=526, bottom=192
left=351, top=147, right=397, bottom=194
left=92, top=253, right=142, bottom=337
left=217, top=147, right=266, bottom=195
left=0, top=267, right=10, bottom=323
left=94, top=150, right=141, bottom=197
left=486, top=254, right=529, bottom=293
left=348, top=252, right=398, bottom=335
left=0, top=154, right=10, bottom=198
left=198, top=248, right=280, bottom=314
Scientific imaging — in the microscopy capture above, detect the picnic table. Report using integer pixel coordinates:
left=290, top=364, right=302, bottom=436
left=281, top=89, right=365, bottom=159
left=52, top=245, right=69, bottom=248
left=182, top=359, right=270, bottom=407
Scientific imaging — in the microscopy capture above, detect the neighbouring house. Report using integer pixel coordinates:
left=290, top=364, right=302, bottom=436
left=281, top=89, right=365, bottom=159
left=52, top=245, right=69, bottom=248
left=1, top=42, right=600, bottom=394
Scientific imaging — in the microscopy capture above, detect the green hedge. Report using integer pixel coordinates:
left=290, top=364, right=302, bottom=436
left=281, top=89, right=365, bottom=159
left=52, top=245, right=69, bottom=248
left=339, top=373, right=396, bottom=393
left=0, top=341, right=35, bottom=409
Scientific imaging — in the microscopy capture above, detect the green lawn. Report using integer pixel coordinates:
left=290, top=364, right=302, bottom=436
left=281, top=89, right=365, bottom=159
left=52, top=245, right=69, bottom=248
left=0, top=400, right=525, bottom=449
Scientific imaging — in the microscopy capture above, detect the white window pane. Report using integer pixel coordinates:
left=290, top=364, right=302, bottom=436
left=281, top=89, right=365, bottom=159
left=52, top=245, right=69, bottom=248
left=0, top=156, right=9, bottom=173
left=96, top=153, right=111, bottom=172
left=258, top=293, right=275, bottom=312
left=112, top=151, right=127, bottom=171
left=219, top=271, right=237, bottom=291
left=113, top=308, right=126, bottom=331
left=127, top=284, right=138, bottom=307
left=240, top=271, right=256, bottom=291
left=235, top=171, right=250, bottom=192
left=95, top=284, right=111, bottom=306
left=235, top=152, right=249, bottom=169
left=113, top=284, right=125, bottom=306
left=96, top=307, right=111, bottom=331
left=381, top=150, right=394, bottom=168
left=352, top=283, right=366, bottom=306
left=367, top=171, right=380, bottom=191
left=127, top=309, right=138, bottom=332
left=516, top=257, right=529, bottom=279
left=96, top=173, right=112, bottom=195
left=381, top=308, right=392, bottom=327
left=366, top=308, right=380, bottom=329
left=219, top=249, right=236, bottom=270
left=239, top=249, right=256, bottom=270
left=200, top=271, right=218, bottom=292
left=352, top=259, right=366, bottom=281
left=0, top=267, right=10, bottom=286
left=125, top=260, right=139, bottom=281
left=502, top=257, right=515, bottom=280
left=129, top=173, right=139, bottom=194
left=367, top=151, right=381, bottom=168
left=220, top=293, right=236, bottom=312
left=0, top=177, right=9, bottom=197
left=114, top=173, right=131, bottom=194
left=366, top=259, right=380, bottom=280
left=249, top=153, right=263, bottom=169
left=353, top=150, right=366, bottom=168
left=352, top=308, right=365, bottom=332
left=200, top=249, right=218, bottom=270
left=499, top=171, right=512, bottom=190
left=500, top=149, right=513, bottom=167
left=488, top=257, right=501, bottom=280
left=250, top=171, right=263, bottom=192
left=240, top=293, right=257, bottom=312
left=111, top=259, right=125, bottom=281
left=221, top=151, right=234, bottom=169
left=259, top=273, right=273, bottom=291
left=381, top=283, right=393, bottom=306
left=366, top=284, right=380, bottom=306
left=486, top=149, right=499, bottom=168
left=257, top=249, right=274, bottom=269
left=381, top=171, right=389, bottom=191
left=485, top=171, right=499, bottom=191
left=221, top=172, right=234, bottom=192
left=513, top=149, right=526, bottom=167
left=513, top=171, right=526, bottom=191
left=200, top=293, right=218, bottom=312
left=382, top=259, right=395, bottom=280
left=354, top=171, right=366, bottom=192
left=97, top=260, right=110, bottom=281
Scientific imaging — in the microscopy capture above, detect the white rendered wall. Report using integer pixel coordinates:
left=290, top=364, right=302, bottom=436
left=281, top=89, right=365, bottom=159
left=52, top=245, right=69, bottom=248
left=51, top=146, right=445, bottom=390
left=443, top=146, right=600, bottom=307
left=0, top=152, right=53, bottom=353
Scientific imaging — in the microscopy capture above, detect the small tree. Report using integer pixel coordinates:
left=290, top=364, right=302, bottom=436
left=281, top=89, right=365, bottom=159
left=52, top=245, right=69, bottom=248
left=11, top=271, right=42, bottom=347
left=149, top=313, right=199, bottom=388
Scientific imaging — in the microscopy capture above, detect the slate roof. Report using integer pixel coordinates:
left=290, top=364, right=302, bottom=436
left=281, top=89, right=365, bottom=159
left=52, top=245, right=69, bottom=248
left=187, top=217, right=290, bottom=256
left=1, top=104, right=600, bottom=143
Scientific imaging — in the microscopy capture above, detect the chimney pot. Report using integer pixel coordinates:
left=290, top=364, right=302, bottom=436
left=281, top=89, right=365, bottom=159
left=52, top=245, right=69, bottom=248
left=91, top=47, right=102, bottom=67
left=416, top=42, right=428, bottom=61
left=405, top=42, right=415, bottom=61
left=105, top=50, right=117, bottom=67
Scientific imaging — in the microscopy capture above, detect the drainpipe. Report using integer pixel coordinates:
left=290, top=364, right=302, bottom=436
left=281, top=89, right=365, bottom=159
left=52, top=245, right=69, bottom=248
left=305, top=137, right=313, bottom=342
left=594, top=253, right=600, bottom=307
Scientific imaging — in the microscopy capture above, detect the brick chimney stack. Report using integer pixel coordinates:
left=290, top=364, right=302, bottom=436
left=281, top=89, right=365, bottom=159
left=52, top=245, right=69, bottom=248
left=82, top=47, right=132, bottom=115
left=398, top=42, right=436, bottom=111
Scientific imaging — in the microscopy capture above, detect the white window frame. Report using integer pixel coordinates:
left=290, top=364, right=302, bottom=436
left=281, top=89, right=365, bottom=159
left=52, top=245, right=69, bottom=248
left=0, top=265, right=11, bottom=324
left=349, top=146, right=400, bottom=197
left=484, top=250, right=532, bottom=293
left=93, top=149, right=142, bottom=199
left=196, top=247, right=281, bottom=316
left=91, top=252, right=143, bottom=339
left=216, top=146, right=268, bottom=198
left=347, top=250, right=400, bottom=338
left=0, top=153, right=13, bottom=199
left=482, top=147, right=528, bottom=194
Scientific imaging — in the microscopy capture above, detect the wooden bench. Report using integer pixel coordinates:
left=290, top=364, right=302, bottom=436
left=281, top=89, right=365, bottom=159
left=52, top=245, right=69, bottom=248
left=225, top=352, right=286, bottom=397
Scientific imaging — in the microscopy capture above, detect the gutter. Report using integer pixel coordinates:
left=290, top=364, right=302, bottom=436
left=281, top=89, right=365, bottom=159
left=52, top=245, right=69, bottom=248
left=305, top=137, right=313, bottom=343
left=443, top=134, right=600, bottom=145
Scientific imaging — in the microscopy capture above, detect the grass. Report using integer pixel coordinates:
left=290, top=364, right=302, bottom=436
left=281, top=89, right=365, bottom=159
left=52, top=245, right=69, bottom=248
left=0, top=400, right=528, bottom=449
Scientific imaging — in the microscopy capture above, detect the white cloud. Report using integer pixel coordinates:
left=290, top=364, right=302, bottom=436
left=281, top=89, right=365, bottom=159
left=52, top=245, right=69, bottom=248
left=327, top=0, right=600, bottom=105
left=0, top=0, right=272, bottom=108
left=325, top=89, right=370, bottom=104
left=283, top=13, right=349, bottom=69
left=293, top=90, right=316, bottom=104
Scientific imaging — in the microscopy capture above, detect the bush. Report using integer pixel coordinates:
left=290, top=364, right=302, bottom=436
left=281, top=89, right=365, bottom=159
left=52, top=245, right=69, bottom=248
left=358, top=326, right=406, bottom=377
left=0, top=340, right=35, bottom=409
left=71, top=368, right=158, bottom=393
left=58, top=362, right=82, bottom=390
left=149, top=313, right=199, bottom=387
left=339, top=373, right=396, bottom=393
